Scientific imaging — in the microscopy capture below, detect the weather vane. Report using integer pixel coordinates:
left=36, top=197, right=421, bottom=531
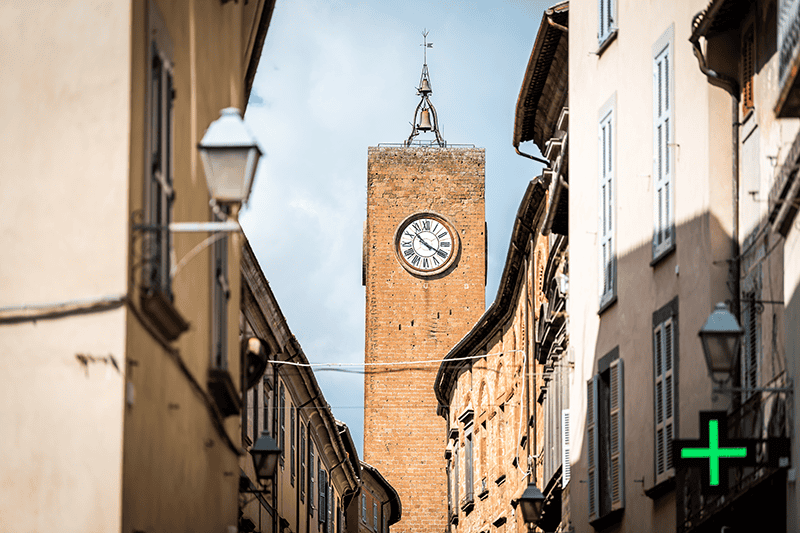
left=406, top=29, right=445, bottom=147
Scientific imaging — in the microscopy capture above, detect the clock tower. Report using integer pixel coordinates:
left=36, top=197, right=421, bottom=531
left=363, top=35, right=486, bottom=533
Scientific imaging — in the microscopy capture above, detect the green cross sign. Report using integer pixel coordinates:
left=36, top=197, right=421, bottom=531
left=673, top=411, right=757, bottom=495
left=679, top=419, right=747, bottom=485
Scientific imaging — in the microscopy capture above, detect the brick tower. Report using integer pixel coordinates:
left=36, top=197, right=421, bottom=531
left=363, top=36, right=486, bottom=533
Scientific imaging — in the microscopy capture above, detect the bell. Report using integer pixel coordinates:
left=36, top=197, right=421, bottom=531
left=419, top=78, right=432, bottom=94
left=418, top=109, right=432, bottom=131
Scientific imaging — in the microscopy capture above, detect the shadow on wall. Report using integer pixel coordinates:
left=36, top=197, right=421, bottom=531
left=571, top=208, right=793, bottom=529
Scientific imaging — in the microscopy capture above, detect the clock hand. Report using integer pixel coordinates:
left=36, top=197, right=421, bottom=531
left=417, top=237, right=437, bottom=251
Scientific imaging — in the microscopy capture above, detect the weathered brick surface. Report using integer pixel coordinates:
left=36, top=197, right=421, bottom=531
left=363, top=146, right=486, bottom=533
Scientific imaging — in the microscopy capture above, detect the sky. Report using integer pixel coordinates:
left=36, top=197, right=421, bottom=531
left=241, top=0, right=551, bottom=456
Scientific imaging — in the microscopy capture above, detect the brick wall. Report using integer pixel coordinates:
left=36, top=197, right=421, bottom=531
left=363, top=146, right=486, bottom=533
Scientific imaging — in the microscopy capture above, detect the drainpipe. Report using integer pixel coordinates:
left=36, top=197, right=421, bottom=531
left=515, top=145, right=551, bottom=167
left=689, top=19, right=741, bottom=323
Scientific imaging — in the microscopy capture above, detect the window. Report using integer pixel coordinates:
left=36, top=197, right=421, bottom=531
left=464, top=430, right=474, bottom=504
left=309, top=440, right=315, bottom=514
left=290, top=406, right=296, bottom=485
left=361, top=494, right=367, bottom=523
left=587, top=353, right=624, bottom=522
left=741, top=24, right=755, bottom=114
left=653, top=26, right=674, bottom=259
left=598, top=0, right=617, bottom=48
left=318, top=466, right=326, bottom=523
left=598, top=96, right=616, bottom=309
left=742, top=293, right=761, bottom=400
left=143, top=3, right=175, bottom=300
left=211, top=208, right=230, bottom=370
left=653, top=298, right=678, bottom=485
left=327, top=483, right=333, bottom=532
left=300, top=423, right=306, bottom=502
left=279, top=383, right=286, bottom=466
left=562, top=409, right=571, bottom=485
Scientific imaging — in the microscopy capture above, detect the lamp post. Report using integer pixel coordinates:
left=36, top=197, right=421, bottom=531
left=167, top=107, right=263, bottom=233
left=515, top=482, right=545, bottom=530
left=698, top=302, right=743, bottom=384
left=250, top=431, right=281, bottom=482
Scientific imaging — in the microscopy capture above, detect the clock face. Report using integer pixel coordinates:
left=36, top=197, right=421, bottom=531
left=395, top=214, right=458, bottom=275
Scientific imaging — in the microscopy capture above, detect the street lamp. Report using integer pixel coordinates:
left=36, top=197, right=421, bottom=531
left=250, top=431, right=281, bottom=481
left=514, top=482, right=545, bottom=528
left=198, top=107, right=262, bottom=207
left=698, top=302, right=743, bottom=382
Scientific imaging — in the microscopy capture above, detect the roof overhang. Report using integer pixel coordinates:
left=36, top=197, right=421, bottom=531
left=513, top=2, right=568, bottom=152
left=690, top=0, right=751, bottom=42
left=434, top=178, right=548, bottom=409
left=361, top=462, right=403, bottom=525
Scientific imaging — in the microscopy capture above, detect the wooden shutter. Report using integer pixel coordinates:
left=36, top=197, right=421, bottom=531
left=598, top=0, right=614, bottom=44
left=654, top=319, right=675, bottom=483
left=587, top=376, right=599, bottom=521
left=561, top=409, right=571, bottom=485
left=599, top=109, right=615, bottom=304
left=465, top=431, right=474, bottom=500
left=309, top=443, right=315, bottom=513
left=290, top=407, right=296, bottom=485
left=609, top=359, right=625, bottom=511
left=300, top=424, right=305, bottom=501
left=653, top=41, right=673, bottom=254
left=319, top=468, right=326, bottom=523
left=279, top=384, right=285, bottom=464
left=742, top=25, right=755, bottom=113
left=742, top=295, right=760, bottom=399
left=454, top=446, right=460, bottom=507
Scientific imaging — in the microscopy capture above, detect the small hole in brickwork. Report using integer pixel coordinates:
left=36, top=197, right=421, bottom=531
left=411, top=320, right=414, bottom=327
left=437, top=312, right=440, bottom=319
left=450, top=310, right=452, bottom=315
left=399, top=324, right=402, bottom=331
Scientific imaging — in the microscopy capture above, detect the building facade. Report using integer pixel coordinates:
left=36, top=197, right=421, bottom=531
left=567, top=0, right=799, bottom=531
left=240, top=242, right=400, bottom=533
left=0, top=1, right=274, bottom=531
left=362, top=65, right=486, bottom=533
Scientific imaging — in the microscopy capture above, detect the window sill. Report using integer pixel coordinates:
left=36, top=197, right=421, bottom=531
left=140, top=290, right=189, bottom=341
left=589, top=508, right=623, bottom=530
left=460, top=496, right=475, bottom=514
left=208, top=367, right=241, bottom=417
left=477, top=487, right=489, bottom=501
left=650, top=242, right=676, bottom=267
left=598, top=293, right=617, bottom=315
left=597, top=30, right=618, bottom=56
left=644, top=476, right=675, bottom=500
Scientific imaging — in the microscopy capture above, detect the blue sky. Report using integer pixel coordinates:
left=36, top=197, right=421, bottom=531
left=241, top=0, right=551, bottom=456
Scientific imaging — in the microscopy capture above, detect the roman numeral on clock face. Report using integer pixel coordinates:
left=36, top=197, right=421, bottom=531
left=436, top=249, right=447, bottom=258
left=411, top=255, right=421, bottom=266
left=404, top=248, right=415, bottom=258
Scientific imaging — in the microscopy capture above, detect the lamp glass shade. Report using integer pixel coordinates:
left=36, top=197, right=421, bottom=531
left=698, top=302, right=743, bottom=377
left=517, top=483, right=545, bottom=524
left=251, top=432, right=281, bottom=480
left=198, top=108, right=262, bottom=206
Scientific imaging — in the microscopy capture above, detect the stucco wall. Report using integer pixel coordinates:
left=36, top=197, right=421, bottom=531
left=0, top=1, right=132, bottom=531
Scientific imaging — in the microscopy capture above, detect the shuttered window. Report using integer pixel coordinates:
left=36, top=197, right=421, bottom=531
left=653, top=28, right=674, bottom=258
left=309, top=442, right=315, bottom=514
left=742, top=294, right=760, bottom=400
left=318, top=466, right=326, bottom=523
left=279, top=383, right=285, bottom=466
left=373, top=501, right=378, bottom=531
left=561, top=409, right=571, bottom=486
left=742, top=25, right=755, bottom=113
left=361, top=494, right=367, bottom=523
left=290, top=407, right=296, bottom=486
left=598, top=0, right=616, bottom=47
left=465, top=430, right=474, bottom=502
left=654, top=317, right=676, bottom=483
left=599, top=102, right=616, bottom=308
left=300, top=424, right=306, bottom=502
left=143, top=3, right=175, bottom=300
left=587, top=357, right=624, bottom=522
left=587, top=376, right=599, bottom=521
left=609, top=359, right=624, bottom=511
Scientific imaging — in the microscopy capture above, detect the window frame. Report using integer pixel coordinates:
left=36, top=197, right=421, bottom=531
left=598, top=94, right=617, bottom=311
left=652, top=25, right=676, bottom=261
left=598, top=0, right=618, bottom=50
left=652, top=297, right=679, bottom=486
left=290, top=405, right=296, bottom=486
left=279, top=383, right=286, bottom=466
left=587, top=351, right=624, bottom=523
left=300, top=423, right=306, bottom=502
left=143, top=2, right=175, bottom=301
